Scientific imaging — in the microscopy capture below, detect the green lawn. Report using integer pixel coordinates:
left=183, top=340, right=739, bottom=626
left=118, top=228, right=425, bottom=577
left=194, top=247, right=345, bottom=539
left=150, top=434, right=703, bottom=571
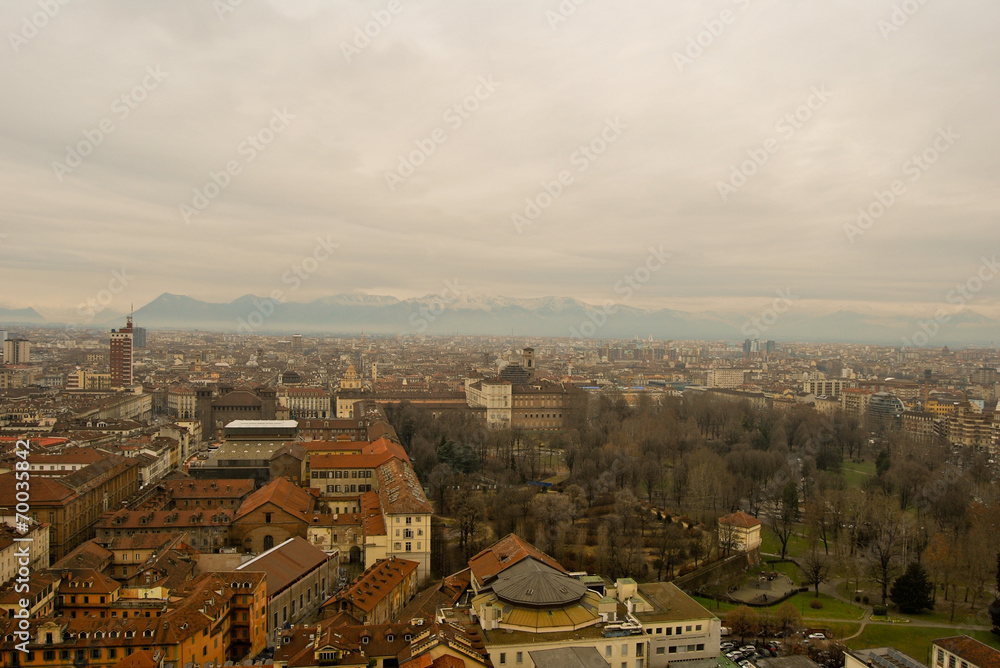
left=693, top=595, right=739, bottom=613
left=847, top=626, right=1000, bottom=663
left=692, top=591, right=865, bottom=622
left=764, top=561, right=801, bottom=586
left=841, top=460, right=876, bottom=488
left=760, top=525, right=813, bottom=558
left=790, top=592, right=867, bottom=620
left=897, top=604, right=989, bottom=627
left=823, top=622, right=862, bottom=639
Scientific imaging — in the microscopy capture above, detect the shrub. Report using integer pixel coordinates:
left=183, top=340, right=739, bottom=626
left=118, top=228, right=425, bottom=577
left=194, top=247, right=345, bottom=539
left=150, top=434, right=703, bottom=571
left=862, top=596, right=869, bottom=604
left=809, top=600, right=823, bottom=610
left=854, top=596, right=860, bottom=602
left=873, top=605, right=887, bottom=616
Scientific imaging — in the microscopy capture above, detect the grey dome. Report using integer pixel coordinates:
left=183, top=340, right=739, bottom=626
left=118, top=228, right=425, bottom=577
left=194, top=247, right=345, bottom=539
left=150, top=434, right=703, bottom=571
left=492, top=559, right=587, bottom=607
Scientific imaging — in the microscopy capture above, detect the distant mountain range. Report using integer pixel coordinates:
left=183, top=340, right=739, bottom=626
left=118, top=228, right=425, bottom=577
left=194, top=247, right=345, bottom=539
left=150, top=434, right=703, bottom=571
left=0, top=306, right=46, bottom=325
left=3, top=292, right=998, bottom=345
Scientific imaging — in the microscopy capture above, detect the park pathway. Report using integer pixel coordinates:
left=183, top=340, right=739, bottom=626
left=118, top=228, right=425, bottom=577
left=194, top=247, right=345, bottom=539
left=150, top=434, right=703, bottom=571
left=813, top=578, right=991, bottom=639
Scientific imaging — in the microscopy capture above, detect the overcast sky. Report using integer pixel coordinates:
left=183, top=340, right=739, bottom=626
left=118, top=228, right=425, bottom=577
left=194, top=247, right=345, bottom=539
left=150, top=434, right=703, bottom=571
left=2, top=0, right=998, bottom=322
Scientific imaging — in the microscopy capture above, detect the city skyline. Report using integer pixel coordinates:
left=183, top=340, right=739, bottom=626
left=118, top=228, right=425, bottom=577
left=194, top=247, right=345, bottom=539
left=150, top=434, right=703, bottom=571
left=2, top=1, right=999, bottom=334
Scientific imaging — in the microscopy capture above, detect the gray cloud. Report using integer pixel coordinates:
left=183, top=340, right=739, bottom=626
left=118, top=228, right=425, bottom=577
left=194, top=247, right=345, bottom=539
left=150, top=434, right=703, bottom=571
left=2, top=0, right=999, bottom=327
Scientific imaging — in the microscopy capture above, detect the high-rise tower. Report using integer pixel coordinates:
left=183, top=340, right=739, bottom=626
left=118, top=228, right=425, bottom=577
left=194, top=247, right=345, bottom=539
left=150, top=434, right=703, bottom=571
left=110, top=316, right=134, bottom=387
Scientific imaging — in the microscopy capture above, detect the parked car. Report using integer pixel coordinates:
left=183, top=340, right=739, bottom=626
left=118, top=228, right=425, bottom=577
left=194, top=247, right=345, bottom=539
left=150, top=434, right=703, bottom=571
left=807, top=633, right=826, bottom=640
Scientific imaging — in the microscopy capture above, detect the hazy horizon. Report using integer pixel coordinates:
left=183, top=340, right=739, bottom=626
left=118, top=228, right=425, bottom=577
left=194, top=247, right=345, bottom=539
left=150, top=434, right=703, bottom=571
left=3, top=0, right=999, bottom=336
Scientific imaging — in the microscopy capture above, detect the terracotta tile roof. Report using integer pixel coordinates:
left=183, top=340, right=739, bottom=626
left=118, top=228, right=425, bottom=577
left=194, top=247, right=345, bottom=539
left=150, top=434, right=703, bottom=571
left=237, top=536, right=332, bottom=596
left=310, top=451, right=396, bottom=469
left=51, top=540, right=114, bottom=570
left=106, top=532, right=187, bottom=552
left=362, top=491, right=386, bottom=536
left=0, top=472, right=78, bottom=506
left=234, top=476, right=314, bottom=521
left=468, top=534, right=564, bottom=586
left=376, top=458, right=431, bottom=515
left=0, top=572, right=58, bottom=604
left=719, top=511, right=762, bottom=528
left=55, top=568, right=121, bottom=595
left=61, top=454, right=138, bottom=493
left=396, top=569, right=470, bottom=624
left=333, top=557, right=418, bottom=614
left=162, top=478, right=255, bottom=499
left=398, top=622, right=490, bottom=668
left=98, top=508, right=233, bottom=530
left=320, top=620, right=415, bottom=659
left=111, top=648, right=161, bottom=668
left=934, top=636, right=1000, bottom=668
left=303, top=440, right=369, bottom=453
left=28, top=446, right=110, bottom=466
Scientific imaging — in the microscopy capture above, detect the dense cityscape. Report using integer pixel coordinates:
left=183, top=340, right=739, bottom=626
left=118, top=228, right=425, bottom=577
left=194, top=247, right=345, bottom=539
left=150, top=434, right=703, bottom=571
left=0, top=320, right=997, bottom=668
left=4, top=1, right=999, bottom=667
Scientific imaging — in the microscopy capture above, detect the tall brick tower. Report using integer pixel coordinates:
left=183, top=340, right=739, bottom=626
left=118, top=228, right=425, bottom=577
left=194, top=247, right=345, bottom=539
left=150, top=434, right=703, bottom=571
left=110, top=316, right=134, bottom=387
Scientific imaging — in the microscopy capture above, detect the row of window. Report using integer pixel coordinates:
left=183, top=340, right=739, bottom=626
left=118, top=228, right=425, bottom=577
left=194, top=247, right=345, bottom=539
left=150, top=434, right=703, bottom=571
left=645, top=624, right=703, bottom=636
left=392, top=542, right=420, bottom=551
left=325, top=484, right=372, bottom=493
left=655, top=644, right=705, bottom=655
left=936, top=650, right=968, bottom=668
left=30, top=647, right=135, bottom=662
left=395, top=528, right=423, bottom=538
left=312, top=469, right=373, bottom=479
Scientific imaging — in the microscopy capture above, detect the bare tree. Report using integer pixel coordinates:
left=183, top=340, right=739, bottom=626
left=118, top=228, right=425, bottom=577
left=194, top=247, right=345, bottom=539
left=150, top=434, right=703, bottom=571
left=801, top=548, right=833, bottom=597
left=864, top=494, right=908, bottom=604
left=455, top=492, right=489, bottom=560
left=770, top=480, right=799, bottom=560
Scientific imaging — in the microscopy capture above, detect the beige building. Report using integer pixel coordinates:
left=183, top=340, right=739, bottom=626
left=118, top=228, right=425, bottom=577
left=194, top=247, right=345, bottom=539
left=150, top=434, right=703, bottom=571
left=237, top=536, right=339, bottom=647
left=707, top=368, right=747, bottom=389
left=166, top=386, right=197, bottom=419
left=841, top=388, right=874, bottom=419
left=718, top=511, right=762, bottom=553
left=931, top=636, right=1000, bottom=668
left=469, top=535, right=720, bottom=668
left=280, top=386, right=332, bottom=419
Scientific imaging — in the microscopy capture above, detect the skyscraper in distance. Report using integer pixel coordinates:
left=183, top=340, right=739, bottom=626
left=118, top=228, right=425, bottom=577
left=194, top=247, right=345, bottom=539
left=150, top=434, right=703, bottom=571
left=110, top=316, right=134, bottom=387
